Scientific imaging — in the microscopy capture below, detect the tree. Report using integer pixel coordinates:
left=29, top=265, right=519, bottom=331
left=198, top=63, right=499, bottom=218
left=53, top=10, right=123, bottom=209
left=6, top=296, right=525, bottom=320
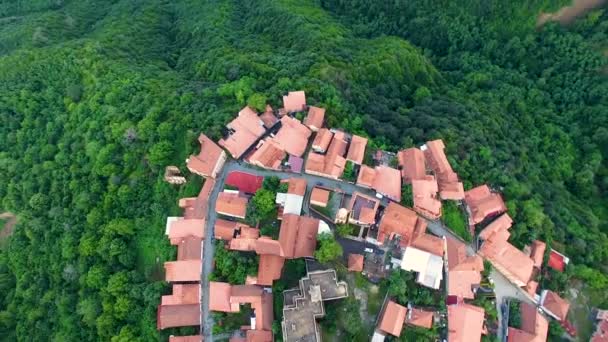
left=247, top=189, right=276, bottom=224
left=336, top=224, right=352, bottom=237
left=314, top=233, right=342, bottom=263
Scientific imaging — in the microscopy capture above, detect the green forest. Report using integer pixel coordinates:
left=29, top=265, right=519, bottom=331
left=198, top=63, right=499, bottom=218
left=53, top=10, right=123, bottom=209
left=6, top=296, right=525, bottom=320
left=0, top=0, right=606, bottom=340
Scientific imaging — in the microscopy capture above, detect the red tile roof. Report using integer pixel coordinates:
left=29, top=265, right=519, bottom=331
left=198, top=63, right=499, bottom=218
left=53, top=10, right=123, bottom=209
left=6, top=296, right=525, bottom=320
left=157, top=304, right=200, bottom=329
left=412, top=177, right=441, bottom=220
left=168, top=218, right=205, bottom=244
left=169, top=335, right=203, bottom=342
left=256, top=254, right=285, bottom=286
left=591, top=319, right=608, bottom=342
left=216, top=192, right=248, bottom=219
left=209, top=281, right=239, bottom=312
left=176, top=236, right=202, bottom=261
left=225, top=171, right=264, bottom=194
left=423, top=139, right=465, bottom=200
left=372, top=166, right=402, bottom=202
left=348, top=191, right=380, bottom=225
left=246, top=329, right=273, bottom=342
left=447, top=303, right=485, bottom=342
left=407, top=308, right=434, bottom=329
left=445, top=237, right=483, bottom=299
left=305, top=132, right=347, bottom=179
left=219, top=107, right=266, bottom=159
left=283, top=91, right=306, bottom=112
left=272, top=116, right=311, bottom=157
left=278, top=214, right=319, bottom=258
left=311, top=128, right=333, bottom=153
left=411, top=234, right=444, bottom=256
left=541, top=290, right=570, bottom=321
left=249, top=139, right=286, bottom=170
left=356, top=165, right=376, bottom=187
left=378, top=300, right=407, bottom=336
left=348, top=254, right=364, bottom=272
left=377, top=202, right=420, bottom=246
left=181, top=178, right=215, bottom=219
left=465, top=185, right=507, bottom=224
left=530, top=240, right=546, bottom=269
left=186, top=134, right=226, bottom=178
left=397, top=148, right=426, bottom=183
left=346, top=135, right=368, bottom=165
left=164, top=260, right=202, bottom=282
left=260, top=105, right=278, bottom=129
left=439, top=181, right=465, bottom=200
left=162, top=284, right=200, bottom=305
left=548, top=249, right=568, bottom=272
left=507, top=302, right=548, bottom=342
left=478, top=213, right=513, bottom=241
left=310, top=187, right=330, bottom=207
left=304, top=106, right=325, bottom=131
left=215, top=219, right=238, bottom=241
left=283, top=177, right=307, bottom=196
left=479, top=237, right=534, bottom=287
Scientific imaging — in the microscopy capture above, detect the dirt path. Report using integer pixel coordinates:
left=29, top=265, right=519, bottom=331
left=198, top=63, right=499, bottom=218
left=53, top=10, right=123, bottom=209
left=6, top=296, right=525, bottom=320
left=0, top=212, right=17, bottom=241
left=537, top=0, right=607, bottom=27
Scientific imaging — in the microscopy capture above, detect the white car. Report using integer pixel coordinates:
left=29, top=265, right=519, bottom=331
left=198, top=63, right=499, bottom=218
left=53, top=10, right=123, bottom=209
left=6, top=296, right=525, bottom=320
left=364, top=248, right=373, bottom=253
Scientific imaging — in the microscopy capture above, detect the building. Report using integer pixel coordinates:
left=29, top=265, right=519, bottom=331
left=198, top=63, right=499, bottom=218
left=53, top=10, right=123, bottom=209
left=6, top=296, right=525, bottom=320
left=186, top=134, right=227, bottom=178
left=348, top=254, right=364, bottom=272
left=507, top=302, right=548, bottom=342
left=406, top=307, right=434, bottom=329
left=547, top=249, right=569, bottom=272
left=161, top=284, right=200, bottom=306
left=421, top=139, right=465, bottom=200
left=219, top=107, right=266, bottom=159
left=397, top=148, right=426, bottom=184
left=478, top=213, right=513, bottom=241
left=400, top=245, right=444, bottom=289
left=447, top=303, right=485, bottom=342
left=376, top=300, right=407, bottom=338
left=260, top=104, right=278, bottom=129
left=164, top=166, right=187, bottom=184
left=347, top=191, right=380, bottom=226
left=281, top=270, right=348, bottom=342
left=305, top=131, right=348, bottom=179
left=225, top=171, right=264, bottom=194
left=304, top=106, right=325, bottom=131
left=166, top=218, right=205, bottom=244
left=465, top=185, right=507, bottom=225
left=376, top=202, right=426, bottom=247
left=283, top=91, right=306, bottom=113
left=529, top=240, right=546, bottom=270
left=168, top=336, right=203, bottom=342
left=412, top=177, right=442, bottom=220
left=272, top=116, right=312, bottom=157
left=216, top=191, right=248, bottom=219
left=310, top=187, right=330, bottom=207
left=164, top=260, right=202, bottom=282
left=249, top=139, right=286, bottom=170
left=311, top=128, right=333, bottom=153
left=591, top=311, right=608, bottom=342
left=277, top=214, right=319, bottom=259
left=276, top=178, right=306, bottom=216
left=540, top=290, right=570, bottom=321
left=445, top=237, right=483, bottom=299
left=157, top=304, right=200, bottom=330
left=478, top=232, right=534, bottom=287
left=356, top=165, right=402, bottom=202
left=346, top=135, right=368, bottom=165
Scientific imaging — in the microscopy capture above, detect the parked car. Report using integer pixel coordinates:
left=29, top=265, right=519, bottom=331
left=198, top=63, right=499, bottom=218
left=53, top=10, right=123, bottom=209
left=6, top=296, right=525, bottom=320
left=364, top=247, right=374, bottom=253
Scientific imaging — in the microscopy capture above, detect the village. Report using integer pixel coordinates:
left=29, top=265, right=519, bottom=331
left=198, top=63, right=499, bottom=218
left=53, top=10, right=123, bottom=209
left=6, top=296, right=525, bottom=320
left=155, top=91, right=597, bottom=342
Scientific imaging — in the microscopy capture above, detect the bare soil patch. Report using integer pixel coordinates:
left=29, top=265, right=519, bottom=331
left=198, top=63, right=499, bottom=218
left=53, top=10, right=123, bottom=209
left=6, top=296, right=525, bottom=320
left=537, top=0, right=607, bottom=27
left=0, top=212, right=17, bottom=241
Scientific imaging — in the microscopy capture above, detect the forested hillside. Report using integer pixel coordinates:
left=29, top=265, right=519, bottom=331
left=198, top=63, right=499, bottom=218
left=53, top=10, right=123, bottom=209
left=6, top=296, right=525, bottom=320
left=0, top=0, right=606, bottom=341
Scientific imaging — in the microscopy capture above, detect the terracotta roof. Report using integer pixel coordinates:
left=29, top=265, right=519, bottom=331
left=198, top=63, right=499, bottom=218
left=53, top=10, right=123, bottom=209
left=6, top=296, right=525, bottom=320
left=411, top=234, right=444, bottom=256
left=507, top=302, right=548, bottom=342
left=176, top=236, right=202, bottom=261
left=447, top=303, right=485, bottom=342
left=378, top=300, right=407, bottom=337
left=311, top=128, right=333, bottom=152
left=348, top=191, right=380, bottom=225
left=547, top=249, right=568, bottom=272
left=186, top=134, right=226, bottom=178
left=229, top=238, right=258, bottom=252
left=424, top=139, right=459, bottom=182
left=439, top=181, right=465, bottom=200
left=284, top=178, right=307, bottom=196
left=530, top=240, right=546, bottom=269
left=162, top=284, right=200, bottom=305
left=377, top=202, right=420, bottom=246
left=164, top=260, right=201, bottom=282
left=239, top=224, right=260, bottom=239
left=346, top=135, right=368, bottom=164
left=168, top=218, right=205, bottom=243
left=541, top=290, right=570, bottom=321
left=225, top=171, right=264, bottom=194
left=283, top=91, right=306, bottom=112
left=169, top=335, right=203, bottom=342
left=465, top=185, right=507, bottom=224
left=397, top=148, right=426, bottom=183
left=246, top=329, right=273, bottom=342
left=305, top=132, right=347, bottom=179
left=255, top=237, right=284, bottom=255
left=216, top=192, right=248, bottom=219
left=215, top=219, right=237, bottom=240
left=526, top=281, right=539, bottom=297
left=412, top=177, right=441, bottom=220
left=256, top=254, right=285, bottom=286
left=219, top=107, right=266, bottom=159
left=304, top=106, right=325, bottom=130
left=260, top=105, right=278, bottom=129
left=180, top=178, right=215, bottom=219
left=591, top=319, right=608, bottom=342
left=372, top=166, right=402, bottom=202
left=356, top=165, right=376, bottom=187
left=249, top=139, right=286, bottom=170
left=209, top=281, right=239, bottom=312
left=479, top=237, right=534, bottom=287
left=445, top=237, right=483, bottom=299
left=229, top=286, right=274, bottom=332
left=348, top=254, right=364, bottom=272
left=310, top=187, right=330, bottom=207
left=157, top=304, right=200, bottom=329
left=478, top=213, right=513, bottom=241
left=272, top=116, right=311, bottom=157
left=278, top=214, right=319, bottom=258
left=407, top=308, right=434, bottom=329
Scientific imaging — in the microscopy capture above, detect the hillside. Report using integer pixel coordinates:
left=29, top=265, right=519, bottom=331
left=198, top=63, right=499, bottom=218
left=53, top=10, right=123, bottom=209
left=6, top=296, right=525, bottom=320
left=0, top=0, right=606, bottom=341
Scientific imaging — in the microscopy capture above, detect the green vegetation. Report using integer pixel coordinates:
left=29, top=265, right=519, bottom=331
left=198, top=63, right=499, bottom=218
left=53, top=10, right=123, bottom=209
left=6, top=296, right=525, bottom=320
left=210, top=241, right=257, bottom=284
left=314, top=233, right=343, bottom=264
left=385, top=269, right=444, bottom=308
left=508, top=301, right=522, bottom=329
left=342, top=161, right=357, bottom=182
left=0, top=0, right=606, bottom=340
left=0, top=219, right=6, bottom=233
left=442, top=201, right=471, bottom=242
left=336, top=223, right=357, bottom=237
left=400, top=184, right=413, bottom=207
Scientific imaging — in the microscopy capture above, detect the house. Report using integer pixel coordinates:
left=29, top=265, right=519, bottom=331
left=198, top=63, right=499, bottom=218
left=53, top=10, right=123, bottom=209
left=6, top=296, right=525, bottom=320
left=465, top=185, right=507, bottom=225
left=281, top=269, right=348, bottom=342
left=225, top=171, right=264, bottom=194
left=304, top=106, right=325, bottom=131
left=216, top=191, right=248, bottom=219
left=376, top=202, right=426, bottom=247
left=347, top=191, right=380, bottom=226
left=164, top=166, right=187, bottom=184
left=249, top=139, right=286, bottom=170
left=276, top=178, right=306, bottom=216
left=348, top=254, right=364, bottom=272
left=310, top=187, right=330, bottom=207
left=219, top=107, right=266, bottom=159
left=260, top=104, right=278, bottom=129
left=376, top=300, right=407, bottom=338
left=412, top=177, right=442, bottom=220
left=400, top=245, right=444, bottom=289
left=168, top=336, right=203, bottom=342
left=278, top=214, right=320, bottom=259
left=547, top=249, right=570, bottom=272
left=311, top=128, right=333, bottom=153
left=186, top=134, right=227, bottom=178
left=421, top=139, right=465, bottom=200
left=175, top=236, right=202, bottom=261
left=272, top=116, right=312, bottom=157
left=540, top=290, right=570, bottom=321
left=478, top=233, right=534, bottom=287
left=397, top=148, right=426, bottom=184
left=282, top=91, right=306, bottom=113
left=507, top=302, right=548, bottom=342
left=406, top=307, right=434, bottom=329
left=346, top=135, right=368, bottom=165
left=445, top=237, right=483, bottom=299
left=157, top=304, right=200, bottom=330
left=447, top=303, right=485, bottom=342
left=305, top=131, right=348, bottom=179
left=161, top=284, right=200, bottom=306
left=167, top=218, right=205, bottom=243
left=356, top=165, right=402, bottom=202
left=164, top=260, right=202, bottom=282
left=256, top=254, right=286, bottom=286
left=478, top=213, right=513, bottom=241
left=529, top=240, right=546, bottom=270
left=591, top=311, right=608, bottom=342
